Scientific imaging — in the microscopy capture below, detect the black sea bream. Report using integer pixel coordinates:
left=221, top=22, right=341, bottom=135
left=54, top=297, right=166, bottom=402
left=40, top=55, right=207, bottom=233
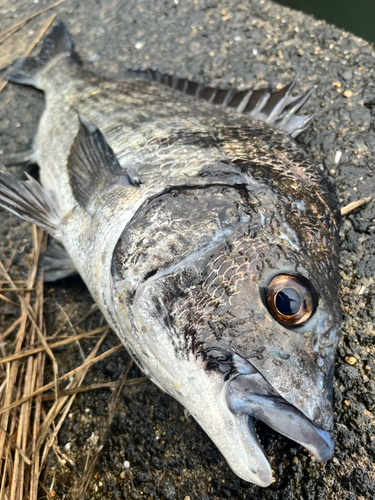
left=0, top=24, right=341, bottom=486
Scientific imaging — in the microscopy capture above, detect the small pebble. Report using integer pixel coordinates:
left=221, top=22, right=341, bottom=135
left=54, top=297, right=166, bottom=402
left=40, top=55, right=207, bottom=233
left=342, top=69, right=353, bottom=81
left=343, top=90, right=353, bottom=98
left=332, top=81, right=342, bottom=88
left=124, top=460, right=130, bottom=469
left=184, top=497, right=191, bottom=500
left=344, top=400, right=350, bottom=407
left=120, top=471, right=126, bottom=479
left=345, top=356, right=357, bottom=365
left=189, top=41, right=201, bottom=53
left=334, top=151, right=342, bottom=164
left=88, top=54, right=100, bottom=62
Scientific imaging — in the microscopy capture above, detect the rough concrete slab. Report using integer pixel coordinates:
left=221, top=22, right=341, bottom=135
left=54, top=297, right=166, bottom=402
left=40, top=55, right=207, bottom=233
left=0, top=0, right=374, bottom=498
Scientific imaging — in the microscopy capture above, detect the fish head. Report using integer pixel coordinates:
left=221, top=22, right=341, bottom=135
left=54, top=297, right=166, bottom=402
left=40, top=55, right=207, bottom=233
left=110, top=177, right=341, bottom=486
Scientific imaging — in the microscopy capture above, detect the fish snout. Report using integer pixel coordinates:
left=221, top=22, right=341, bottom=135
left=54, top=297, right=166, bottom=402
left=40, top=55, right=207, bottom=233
left=227, top=370, right=334, bottom=462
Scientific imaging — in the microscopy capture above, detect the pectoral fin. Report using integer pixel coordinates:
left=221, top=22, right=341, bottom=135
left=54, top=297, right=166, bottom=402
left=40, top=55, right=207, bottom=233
left=39, top=239, right=77, bottom=282
left=67, top=119, right=134, bottom=211
left=0, top=172, right=61, bottom=238
left=4, top=141, right=36, bottom=168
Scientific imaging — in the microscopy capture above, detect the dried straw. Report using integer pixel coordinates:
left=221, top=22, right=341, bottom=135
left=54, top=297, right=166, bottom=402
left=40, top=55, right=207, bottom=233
left=0, top=1, right=65, bottom=45
left=0, top=223, right=140, bottom=498
left=0, top=13, right=57, bottom=94
left=341, top=196, right=372, bottom=216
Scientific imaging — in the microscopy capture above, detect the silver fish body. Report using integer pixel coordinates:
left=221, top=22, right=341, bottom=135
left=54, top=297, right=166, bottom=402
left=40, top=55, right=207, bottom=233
left=0, top=24, right=341, bottom=487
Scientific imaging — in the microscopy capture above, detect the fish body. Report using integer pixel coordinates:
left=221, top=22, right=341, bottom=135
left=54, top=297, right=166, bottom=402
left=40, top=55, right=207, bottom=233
left=0, top=24, right=341, bottom=487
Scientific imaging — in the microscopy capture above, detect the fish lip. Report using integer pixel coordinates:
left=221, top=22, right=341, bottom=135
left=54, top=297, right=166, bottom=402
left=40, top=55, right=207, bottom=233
left=227, top=368, right=334, bottom=463
left=218, top=379, right=273, bottom=487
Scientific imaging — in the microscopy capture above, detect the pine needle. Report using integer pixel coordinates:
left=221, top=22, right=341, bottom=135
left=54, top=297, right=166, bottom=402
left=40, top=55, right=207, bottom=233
left=0, top=13, right=58, bottom=94
left=0, top=219, right=134, bottom=498
left=0, top=1, right=64, bottom=45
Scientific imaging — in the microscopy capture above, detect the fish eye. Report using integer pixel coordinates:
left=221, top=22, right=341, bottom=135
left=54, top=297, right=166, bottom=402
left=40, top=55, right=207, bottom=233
left=265, top=274, right=318, bottom=326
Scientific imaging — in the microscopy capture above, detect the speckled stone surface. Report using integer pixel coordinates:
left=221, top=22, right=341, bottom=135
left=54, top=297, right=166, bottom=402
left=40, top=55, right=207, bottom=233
left=0, top=0, right=374, bottom=498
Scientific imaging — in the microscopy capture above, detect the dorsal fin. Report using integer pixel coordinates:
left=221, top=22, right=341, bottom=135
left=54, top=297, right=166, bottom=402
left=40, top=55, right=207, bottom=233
left=127, top=69, right=316, bottom=138
left=67, top=119, right=134, bottom=210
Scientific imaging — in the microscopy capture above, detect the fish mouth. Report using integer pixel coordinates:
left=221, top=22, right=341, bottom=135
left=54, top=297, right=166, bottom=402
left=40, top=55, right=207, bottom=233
left=226, top=361, right=334, bottom=466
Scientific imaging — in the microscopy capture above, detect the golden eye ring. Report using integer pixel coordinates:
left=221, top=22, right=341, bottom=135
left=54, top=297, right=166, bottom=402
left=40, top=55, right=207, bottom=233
left=265, top=274, right=318, bottom=326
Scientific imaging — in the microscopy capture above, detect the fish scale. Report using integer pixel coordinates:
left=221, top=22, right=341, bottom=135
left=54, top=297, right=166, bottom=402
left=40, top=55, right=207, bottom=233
left=0, top=22, right=341, bottom=487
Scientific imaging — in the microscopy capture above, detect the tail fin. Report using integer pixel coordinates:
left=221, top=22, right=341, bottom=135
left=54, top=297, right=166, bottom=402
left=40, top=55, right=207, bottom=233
left=5, top=22, right=79, bottom=88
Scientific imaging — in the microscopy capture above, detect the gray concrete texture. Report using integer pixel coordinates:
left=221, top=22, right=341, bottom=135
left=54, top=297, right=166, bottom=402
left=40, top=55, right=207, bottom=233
left=0, top=0, right=374, bottom=498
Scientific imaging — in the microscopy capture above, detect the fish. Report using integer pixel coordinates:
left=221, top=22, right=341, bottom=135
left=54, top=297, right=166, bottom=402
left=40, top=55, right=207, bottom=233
left=0, top=23, right=341, bottom=487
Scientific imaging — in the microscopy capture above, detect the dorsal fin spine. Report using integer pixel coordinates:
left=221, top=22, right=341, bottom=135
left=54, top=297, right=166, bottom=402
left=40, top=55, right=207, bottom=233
left=127, top=68, right=316, bottom=137
left=236, top=90, right=253, bottom=113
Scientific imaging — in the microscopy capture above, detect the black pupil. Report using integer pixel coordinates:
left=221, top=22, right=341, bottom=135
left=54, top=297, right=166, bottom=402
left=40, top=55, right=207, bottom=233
left=275, top=288, right=301, bottom=316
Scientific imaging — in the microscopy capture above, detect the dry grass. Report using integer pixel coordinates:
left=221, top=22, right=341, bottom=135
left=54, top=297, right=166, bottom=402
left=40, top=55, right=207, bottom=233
left=0, top=227, right=144, bottom=499
left=0, top=3, right=63, bottom=94
left=340, top=196, right=372, bottom=216
left=0, top=1, right=65, bottom=45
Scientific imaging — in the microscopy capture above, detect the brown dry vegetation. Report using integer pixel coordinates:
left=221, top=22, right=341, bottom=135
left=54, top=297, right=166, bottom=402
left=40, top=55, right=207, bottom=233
left=0, top=224, right=146, bottom=499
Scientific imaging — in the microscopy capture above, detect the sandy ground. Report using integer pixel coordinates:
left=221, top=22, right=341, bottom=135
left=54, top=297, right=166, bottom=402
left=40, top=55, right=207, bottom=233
left=0, top=0, right=374, bottom=498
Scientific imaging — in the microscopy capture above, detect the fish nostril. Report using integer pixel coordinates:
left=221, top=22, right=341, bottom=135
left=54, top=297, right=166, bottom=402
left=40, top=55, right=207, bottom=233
left=311, top=336, right=319, bottom=350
